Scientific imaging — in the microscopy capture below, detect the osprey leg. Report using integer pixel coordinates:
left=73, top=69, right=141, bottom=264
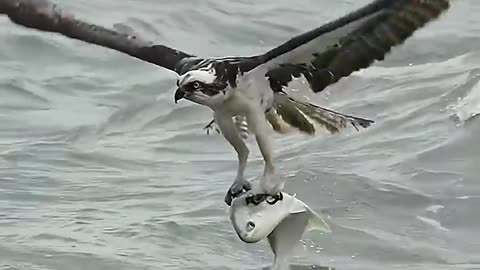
left=214, top=111, right=251, bottom=205
left=246, top=109, right=284, bottom=195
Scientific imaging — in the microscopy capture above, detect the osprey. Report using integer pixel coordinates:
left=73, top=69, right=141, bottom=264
left=1, top=0, right=450, bottom=205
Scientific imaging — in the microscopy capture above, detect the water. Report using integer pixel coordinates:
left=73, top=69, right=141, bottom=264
left=0, top=0, right=479, bottom=269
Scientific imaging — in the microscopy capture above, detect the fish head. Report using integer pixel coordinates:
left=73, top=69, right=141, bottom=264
left=229, top=192, right=309, bottom=243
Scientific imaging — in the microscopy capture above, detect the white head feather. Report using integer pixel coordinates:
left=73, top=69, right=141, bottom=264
left=178, top=63, right=216, bottom=86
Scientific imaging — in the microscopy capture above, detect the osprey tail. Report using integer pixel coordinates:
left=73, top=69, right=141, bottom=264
left=267, top=93, right=373, bottom=135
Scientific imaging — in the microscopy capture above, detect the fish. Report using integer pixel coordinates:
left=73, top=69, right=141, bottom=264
left=229, top=191, right=331, bottom=270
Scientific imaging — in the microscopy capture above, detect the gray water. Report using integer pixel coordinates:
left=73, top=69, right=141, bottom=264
left=0, top=0, right=479, bottom=269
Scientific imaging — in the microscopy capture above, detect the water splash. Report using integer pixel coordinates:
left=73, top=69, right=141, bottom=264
left=448, top=78, right=480, bottom=124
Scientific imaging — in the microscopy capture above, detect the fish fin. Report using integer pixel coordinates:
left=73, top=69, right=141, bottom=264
left=286, top=193, right=331, bottom=232
left=288, top=193, right=308, bottom=214
left=306, top=206, right=331, bottom=233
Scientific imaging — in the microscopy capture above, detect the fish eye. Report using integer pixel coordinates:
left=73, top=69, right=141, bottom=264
left=192, top=81, right=200, bottom=89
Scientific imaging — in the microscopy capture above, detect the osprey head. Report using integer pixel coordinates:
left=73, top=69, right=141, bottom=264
left=174, top=66, right=229, bottom=107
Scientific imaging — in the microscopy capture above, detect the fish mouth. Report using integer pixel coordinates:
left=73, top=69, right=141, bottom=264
left=174, top=87, right=185, bottom=103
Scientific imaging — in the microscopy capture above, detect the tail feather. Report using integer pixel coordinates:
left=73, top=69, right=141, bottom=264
left=212, top=93, right=373, bottom=139
left=270, top=93, right=374, bottom=135
left=272, top=100, right=316, bottom=134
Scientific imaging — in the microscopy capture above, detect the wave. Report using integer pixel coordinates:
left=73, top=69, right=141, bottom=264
left=448, top=74, right=480, bottom=124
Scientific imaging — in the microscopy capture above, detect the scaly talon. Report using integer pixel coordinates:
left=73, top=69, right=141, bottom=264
left=204, top=119, right=220, bottom=135
left=260, top=171, right=284, bottom=196
left=225, top=178, right=251, bottom=206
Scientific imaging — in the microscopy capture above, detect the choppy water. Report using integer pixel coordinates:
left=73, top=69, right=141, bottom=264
left=0, top=0, right=479, bottom=269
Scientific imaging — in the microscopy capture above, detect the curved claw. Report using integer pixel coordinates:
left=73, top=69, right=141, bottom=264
left=245, top=192, right=283, bottom=206
left=204, top=119, right=220, bottom=135
left=224, top=189, right=243, bottom=206
left=224, top=180, right=252, bottom=206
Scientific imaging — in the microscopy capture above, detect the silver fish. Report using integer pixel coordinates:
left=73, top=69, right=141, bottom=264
left=230, top=191, right=331, bottom=270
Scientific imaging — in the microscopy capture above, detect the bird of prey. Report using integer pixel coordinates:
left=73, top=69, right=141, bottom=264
left=0, top=0, right=450, bottom=205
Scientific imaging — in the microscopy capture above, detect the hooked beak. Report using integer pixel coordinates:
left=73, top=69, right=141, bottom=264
left=174, top=87, right=185, bottom=104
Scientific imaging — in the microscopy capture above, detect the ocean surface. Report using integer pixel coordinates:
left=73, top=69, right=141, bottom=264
left=0, top=0, right=479, bottom=269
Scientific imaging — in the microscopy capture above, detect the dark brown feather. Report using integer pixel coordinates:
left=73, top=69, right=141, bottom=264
left=265, top=0, right=451, bottom=93
left=0, top=0, right=193, bottom=73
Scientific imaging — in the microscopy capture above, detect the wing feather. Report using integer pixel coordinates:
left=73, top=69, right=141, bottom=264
left=0, top=0, right=193, bottom=73
left=254, top=0, right=450, bottom=93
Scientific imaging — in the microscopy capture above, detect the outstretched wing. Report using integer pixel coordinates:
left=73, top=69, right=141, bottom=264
left=0, top=0, right=194, bottom=73
left=252, top=0, right=450, bottom=93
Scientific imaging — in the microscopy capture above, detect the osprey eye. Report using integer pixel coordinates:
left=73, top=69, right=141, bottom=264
left=192, top=81, right=200, bottom=89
